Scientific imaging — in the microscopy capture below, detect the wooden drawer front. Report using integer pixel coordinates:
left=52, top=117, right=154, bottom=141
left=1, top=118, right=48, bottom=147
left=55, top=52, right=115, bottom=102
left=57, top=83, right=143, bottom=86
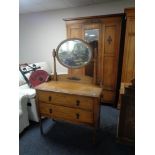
left=38, top=103, right=93, bottom=123
left=39, top=102, right=53, bottom=117
left=38, top=91, right=53, bottom=103
left=38, top=91, right=93, bottom=111
left=52, top=105, right=93, bottom=124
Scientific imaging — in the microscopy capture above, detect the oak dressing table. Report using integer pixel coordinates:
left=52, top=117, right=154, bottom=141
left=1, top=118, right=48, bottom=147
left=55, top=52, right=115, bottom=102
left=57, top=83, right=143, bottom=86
left=35, top=39, right=102, bottom=141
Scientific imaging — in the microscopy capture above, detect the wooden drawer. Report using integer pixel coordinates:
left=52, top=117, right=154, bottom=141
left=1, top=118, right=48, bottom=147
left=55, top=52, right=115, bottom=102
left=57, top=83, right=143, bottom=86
left=39, top=102, right=93, bottom=124
left=37, top=91, right=93, bottom=111
left=39, top=102, right=52, bottom=117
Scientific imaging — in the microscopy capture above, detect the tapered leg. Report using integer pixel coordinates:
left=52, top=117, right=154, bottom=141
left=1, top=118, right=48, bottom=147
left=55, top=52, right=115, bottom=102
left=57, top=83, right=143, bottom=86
left=40, top=118, right=44, bottom=135
left=93, top=122, right=100, bottom=145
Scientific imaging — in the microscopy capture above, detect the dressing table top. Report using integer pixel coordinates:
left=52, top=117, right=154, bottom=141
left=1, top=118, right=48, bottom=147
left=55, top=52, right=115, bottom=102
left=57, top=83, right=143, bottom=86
left=35, top=81, right=102, bottom=98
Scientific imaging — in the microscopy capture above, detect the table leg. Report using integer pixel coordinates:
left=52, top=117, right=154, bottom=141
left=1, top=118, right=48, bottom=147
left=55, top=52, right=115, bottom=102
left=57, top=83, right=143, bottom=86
left=40, top=118, right=44, bottom=135
left=93, top=119, right=101, bottom=145
left=92, top=127, right=97, bottom=144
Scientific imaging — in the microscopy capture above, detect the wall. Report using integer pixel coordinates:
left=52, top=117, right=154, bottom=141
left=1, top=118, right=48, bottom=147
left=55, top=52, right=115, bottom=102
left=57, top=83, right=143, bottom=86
left=19, top=0, right=134, bottom=73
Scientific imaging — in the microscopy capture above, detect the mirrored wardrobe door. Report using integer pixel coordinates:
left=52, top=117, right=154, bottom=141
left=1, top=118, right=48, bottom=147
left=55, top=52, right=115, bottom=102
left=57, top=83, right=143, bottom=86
left=83, top=23, right=101, bottom=83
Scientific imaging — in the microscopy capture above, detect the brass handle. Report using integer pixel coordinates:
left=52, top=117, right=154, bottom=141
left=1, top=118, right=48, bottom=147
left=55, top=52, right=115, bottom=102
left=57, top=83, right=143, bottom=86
left=76, top=113, right=80, bottom=119
left=48, top=96, right=52, bottom=101
left=76, top=100, right=80, bottom=106
left=49, top=109, right=52, bottom=113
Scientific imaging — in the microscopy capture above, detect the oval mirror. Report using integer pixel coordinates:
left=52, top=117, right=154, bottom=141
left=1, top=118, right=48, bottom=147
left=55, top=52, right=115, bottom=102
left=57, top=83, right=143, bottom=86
left=56, top=38, right=92, bottom=69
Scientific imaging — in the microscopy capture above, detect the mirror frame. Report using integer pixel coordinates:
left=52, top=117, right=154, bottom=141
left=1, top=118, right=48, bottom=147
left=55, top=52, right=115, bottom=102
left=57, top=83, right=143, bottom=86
left=55, top=38, right=93, bottom=69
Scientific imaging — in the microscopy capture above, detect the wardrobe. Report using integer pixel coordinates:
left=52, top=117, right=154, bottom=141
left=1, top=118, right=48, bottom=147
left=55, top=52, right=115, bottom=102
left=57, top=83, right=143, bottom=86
left=117, top=8, right=135, bottom=144
left=121, top=8, right=135, bottom=83
left=64, top=14, right=124, bottom=105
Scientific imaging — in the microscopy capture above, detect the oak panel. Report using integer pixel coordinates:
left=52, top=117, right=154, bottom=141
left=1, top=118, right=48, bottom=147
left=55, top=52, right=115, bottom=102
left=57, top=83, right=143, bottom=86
left=67, top=24, right=82, bottom=38
left=104, top=25, right=116, bottom=55
left=66, top=23, right=85, bottom=75
left=101, top=90, right=115, bottom=103
left=121, top=9, right=135, bottom=83
left=103, top=57, right=116, bottom=90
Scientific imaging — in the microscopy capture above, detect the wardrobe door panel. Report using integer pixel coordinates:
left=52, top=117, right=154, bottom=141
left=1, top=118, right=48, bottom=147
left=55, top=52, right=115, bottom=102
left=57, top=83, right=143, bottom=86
left=67, top=24, right=82, bottom=38
left=121, top=17, right=135, bottom=82
left=118, top=8, right=135, bottom=109
left=103, top=57, right=115, bottom=90
left=104, top=25, right=116, bottom=55
left=67, top=23, right=85, bottom=76
left=101, top=19, right=121, bottom=104
left=102, top=90, right=115, bottom=103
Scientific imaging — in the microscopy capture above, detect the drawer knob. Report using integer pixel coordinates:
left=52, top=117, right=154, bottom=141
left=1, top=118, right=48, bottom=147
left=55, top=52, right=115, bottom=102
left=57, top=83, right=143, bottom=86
left=49, top=109, right=52, bottom=113
left=76, top=113, right=80, bottom=119
left=76, top=100, right=80, bottom=106
left=48, top=96, right=52, bottom=101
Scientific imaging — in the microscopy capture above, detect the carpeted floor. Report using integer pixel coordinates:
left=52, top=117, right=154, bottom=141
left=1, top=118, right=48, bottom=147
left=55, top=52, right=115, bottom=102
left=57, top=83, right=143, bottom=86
left=19, top=105, right=135, bottom=155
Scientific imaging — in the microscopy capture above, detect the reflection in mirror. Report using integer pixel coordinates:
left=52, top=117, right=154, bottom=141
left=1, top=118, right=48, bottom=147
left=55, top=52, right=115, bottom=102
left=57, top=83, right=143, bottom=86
left=85, top=29, right=99, bottom=43
left=56, top=39, right=92, bottom=69
left=84, top=29, right=99, bottom=77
